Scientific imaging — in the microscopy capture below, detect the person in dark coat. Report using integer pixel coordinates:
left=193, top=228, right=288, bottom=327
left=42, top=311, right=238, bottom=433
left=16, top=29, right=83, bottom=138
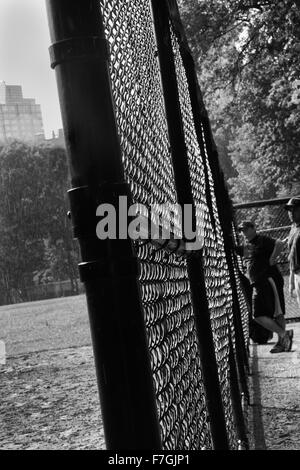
left=235, top=220, right=293, bottom=353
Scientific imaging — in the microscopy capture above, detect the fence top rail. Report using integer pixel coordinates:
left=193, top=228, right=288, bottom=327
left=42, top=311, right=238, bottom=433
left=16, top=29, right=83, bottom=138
left=233, top=197, right=290, bottom=209
left=258, top=225, right=292, bottom=234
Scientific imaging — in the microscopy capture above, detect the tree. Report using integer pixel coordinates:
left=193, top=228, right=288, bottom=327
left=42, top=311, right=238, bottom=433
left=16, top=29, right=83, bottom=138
left=0, top=142, right=47, bottom=302
left=178, top=0, right=300, bottom=201
left=37, top=144, right=80, bottom=294
left=0, top=141, right=79, bottom=304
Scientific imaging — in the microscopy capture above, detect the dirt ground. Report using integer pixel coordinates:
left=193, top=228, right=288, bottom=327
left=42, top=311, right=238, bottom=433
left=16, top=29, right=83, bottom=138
left=0, top=345, right=105, bottom=450
left=1, top=295, right=300, bottom=450
left=248, top=321, right=300, bottom=450
left=0, top=296, right=105, bottom=450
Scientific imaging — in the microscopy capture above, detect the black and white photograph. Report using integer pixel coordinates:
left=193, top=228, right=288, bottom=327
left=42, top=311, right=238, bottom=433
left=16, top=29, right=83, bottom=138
left=0, top=0, right=300, bottom=454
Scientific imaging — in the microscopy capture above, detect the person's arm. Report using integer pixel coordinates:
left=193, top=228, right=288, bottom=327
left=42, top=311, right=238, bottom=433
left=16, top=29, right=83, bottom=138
left=293, top=235, right=300, bottom=273
left=289, top=271, right=295, bottom=297
left=269, top=239, right=285, bottom=265
left=288, top=233, right=300, bottom=296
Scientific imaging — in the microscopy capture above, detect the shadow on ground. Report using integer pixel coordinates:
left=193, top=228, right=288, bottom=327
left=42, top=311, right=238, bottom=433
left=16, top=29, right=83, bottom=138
left=249, top=321, right=300, bottom=450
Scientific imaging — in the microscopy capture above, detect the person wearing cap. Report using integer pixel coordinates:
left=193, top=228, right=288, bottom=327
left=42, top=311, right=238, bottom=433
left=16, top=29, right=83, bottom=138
left=285, top=195, right=300, bottom=308
left=235, top=220, right=293, bottom=353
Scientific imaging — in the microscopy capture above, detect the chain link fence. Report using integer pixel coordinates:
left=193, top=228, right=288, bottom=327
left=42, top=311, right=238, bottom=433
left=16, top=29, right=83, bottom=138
left=234, top=198, right=300, bottom=322
left=47, top=0, right=251, bottom=450
left=99, top=0, right=250, bottom=449
left=99, top=0, right=213, bottom=449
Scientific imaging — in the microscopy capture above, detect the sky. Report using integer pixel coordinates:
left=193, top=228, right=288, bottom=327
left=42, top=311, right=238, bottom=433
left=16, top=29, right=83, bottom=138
left=0, top=0, right=62, bottom=138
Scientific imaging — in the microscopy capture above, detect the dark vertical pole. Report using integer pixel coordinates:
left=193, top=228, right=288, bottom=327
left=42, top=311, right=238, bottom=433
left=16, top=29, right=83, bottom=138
left=45, top=0, right=161, bottom=450
left=228, top=339, right=249, bottom=449
left=151, top=0, right=229, bottom=450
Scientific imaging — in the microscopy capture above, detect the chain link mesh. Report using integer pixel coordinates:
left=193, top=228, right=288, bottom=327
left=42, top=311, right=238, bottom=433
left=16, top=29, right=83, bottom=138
left=231, top=222, right=251, bottom=346
left=99, top=0, right=212, bottom=450
left=170, top=28, right=240, bottom=449
left=98, top=0, right=249, bottom=450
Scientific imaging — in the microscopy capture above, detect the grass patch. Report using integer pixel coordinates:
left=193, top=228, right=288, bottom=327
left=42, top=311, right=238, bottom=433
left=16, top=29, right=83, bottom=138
left=0, top=295, right=91, bottom=357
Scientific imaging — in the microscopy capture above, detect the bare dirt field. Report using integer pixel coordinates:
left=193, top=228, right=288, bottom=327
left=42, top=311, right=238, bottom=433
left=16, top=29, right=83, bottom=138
left=1, top=294, right=299, bottom=451
left=0, top=295, right=105, bottom=450
left=248, top=322, right=300, bottom=450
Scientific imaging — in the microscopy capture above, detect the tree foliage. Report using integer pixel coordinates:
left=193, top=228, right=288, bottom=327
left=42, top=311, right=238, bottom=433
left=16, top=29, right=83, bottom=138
left=0, top=141, right=79, bottom=304
left=178, top=0, right=300, bottom=201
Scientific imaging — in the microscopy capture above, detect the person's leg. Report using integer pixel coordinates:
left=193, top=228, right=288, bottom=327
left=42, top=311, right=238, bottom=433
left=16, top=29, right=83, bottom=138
left=275, top=314, right=285, bottom=331
left=270, top=275, right=294, bottom=349
left=252, top=282, right=293, bottom=351
left=254, top=316, right=292, bottom=352
left=254, top=316, right=285, bottom=337
left=272, top=314, right=293, bottom=352
left=295, top=273, right=300, bottom=308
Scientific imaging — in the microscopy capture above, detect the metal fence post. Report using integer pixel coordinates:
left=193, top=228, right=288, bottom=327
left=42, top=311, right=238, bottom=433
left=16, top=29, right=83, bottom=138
left=151, top=0, right=229, bottom=450
left=228, top=338, right=249, bottom=449
left=45, top=0, right=162, bottom=450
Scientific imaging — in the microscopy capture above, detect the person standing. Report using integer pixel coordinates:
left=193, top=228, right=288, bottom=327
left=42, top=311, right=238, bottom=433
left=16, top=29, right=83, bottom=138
left=235, top=220, right=293, bottom=353
left=285, top=195, right=300, bottom=308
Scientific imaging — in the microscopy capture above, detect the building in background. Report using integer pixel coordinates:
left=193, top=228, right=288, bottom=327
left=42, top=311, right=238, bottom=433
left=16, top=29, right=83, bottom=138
left=0, top=81, right=45, bottom=144
left=45, top=128, right=65, bottom=148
